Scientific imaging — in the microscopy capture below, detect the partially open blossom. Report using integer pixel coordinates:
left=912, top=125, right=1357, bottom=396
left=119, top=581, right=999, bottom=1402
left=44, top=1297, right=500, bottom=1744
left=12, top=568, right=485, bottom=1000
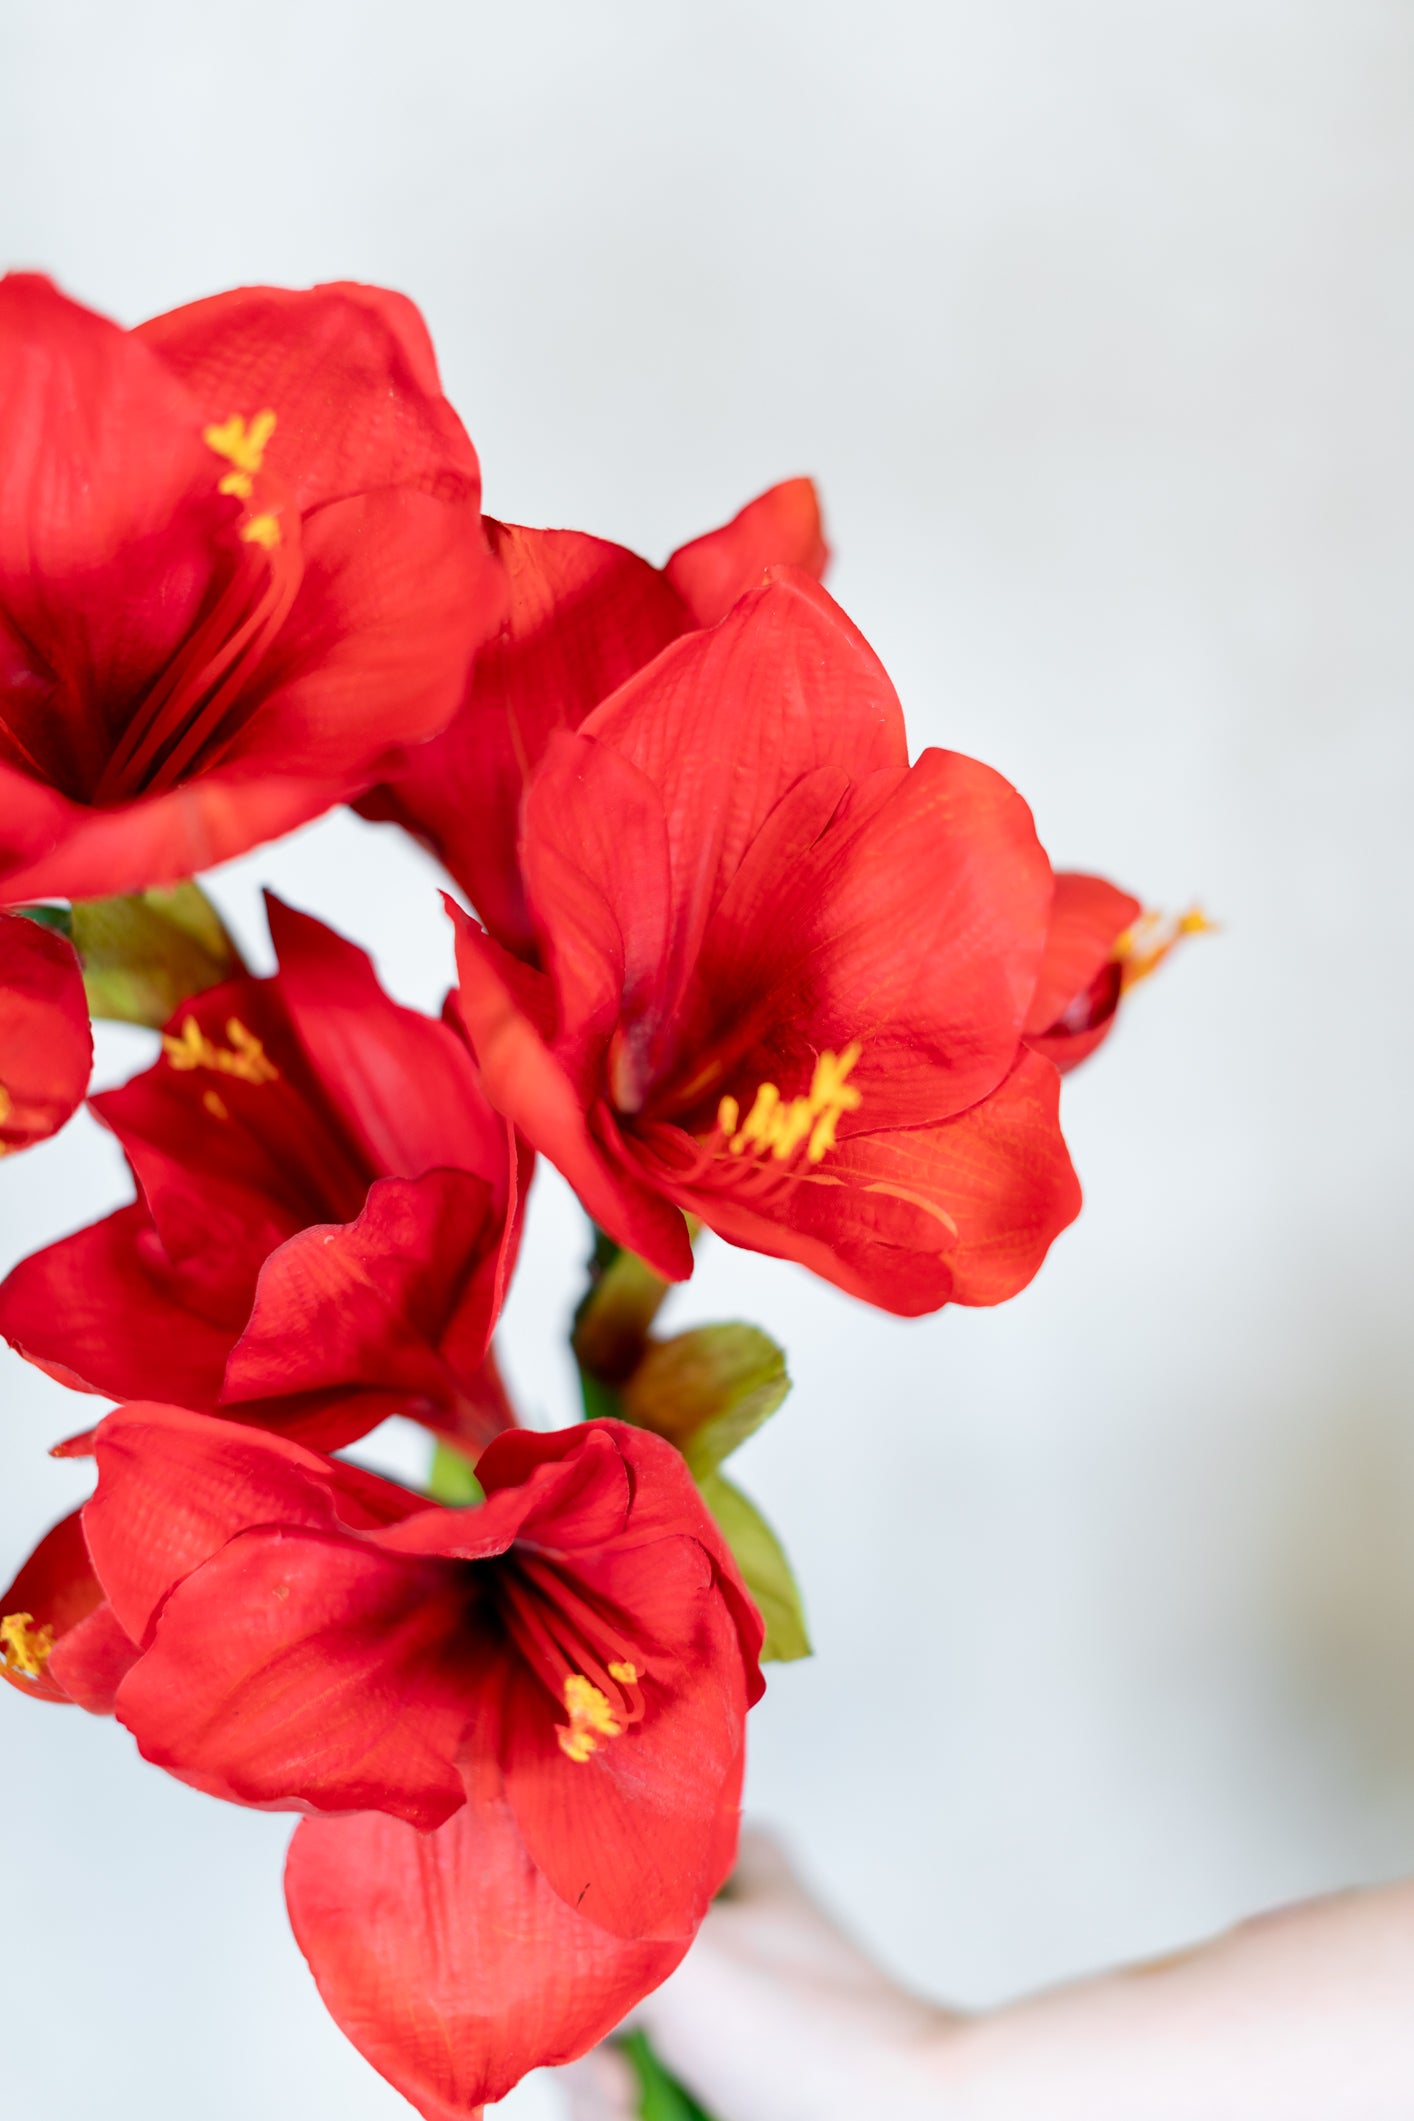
left=0, top=897, right=524, bottom=1451
left=0, top=911, right=91, bottom=1153
left=1025, top=873, right=1210, bottom=1074
left=0, top=275, right=502, bottom=903
left=452, top=568, right=1081, bottom=1317
left=358, top=479, right=828, bottom=960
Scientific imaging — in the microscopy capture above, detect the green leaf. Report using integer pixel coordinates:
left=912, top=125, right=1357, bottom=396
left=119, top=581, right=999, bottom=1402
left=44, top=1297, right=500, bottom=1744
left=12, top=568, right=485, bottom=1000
left=620, top=1324, right=789, bottom=1479
left=68, top=883, right=243, bottom=1028
left=698, top=1470, right=811, bottom=1663
left=618, top=2031, right=716, bottom=2121
left=426, top=1439, right=484, bottom=1506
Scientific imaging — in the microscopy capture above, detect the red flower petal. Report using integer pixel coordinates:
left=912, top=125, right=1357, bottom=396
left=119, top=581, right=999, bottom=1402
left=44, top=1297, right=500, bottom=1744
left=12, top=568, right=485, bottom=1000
left=451, top=904, right=693, bottom=1281
left=285, top=1794, right=690, bottom=2120
left=114, top=1525, right=479, bottom=1825
left=137, top=281, right=482, bottom=512
left=582, top=569, right=907, bottom=1000
left=1, top=1508, right=135, bottom=1710
left=0, top=913, right=91, bottom=1153
left=0, top=274, right=221, bottom=765
left=223, top=1168, right=499, bottom=1410
left=1025, top=870, right=1142, bottom=1074
left=664, top=477, right=828, bottom=628
left=221, top=485, right=500, bottom=781
left=498, top=1541, right=749, bottom=1938
left=0, top=1201, right=235, bottom=1406
left=359, top=521, right=689, bottom=958
left=656, top=1047, right=1081, bottom=1314
left=84, top=1402, right=419, bottom=1645
left=264, top=893, right=507, bottom=1183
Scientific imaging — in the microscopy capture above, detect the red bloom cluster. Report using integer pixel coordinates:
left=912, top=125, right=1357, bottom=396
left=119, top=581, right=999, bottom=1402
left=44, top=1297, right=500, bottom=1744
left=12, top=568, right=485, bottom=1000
left=0, top=273, right=1181, bottom=2118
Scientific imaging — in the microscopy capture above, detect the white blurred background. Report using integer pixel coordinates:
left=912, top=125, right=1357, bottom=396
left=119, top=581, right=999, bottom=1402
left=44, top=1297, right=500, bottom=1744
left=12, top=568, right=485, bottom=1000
left=3, top=3, right=1413, bottom=2114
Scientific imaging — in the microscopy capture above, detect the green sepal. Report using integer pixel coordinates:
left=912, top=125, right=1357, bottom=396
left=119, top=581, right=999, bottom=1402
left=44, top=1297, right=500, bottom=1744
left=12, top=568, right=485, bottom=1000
left=619, top=1324, right=789, bottom=1480
left=14, top=904, right=73, bottom=938
left=698, top=1469, right=811, bottom=1663
left=426, top=1438, right=485, bottom=1506
left=65, top=883, right=244, bottom=1028
left=618, top=2030, right=716, bottom=2121
left=573, top=1232, right=674, bottom=1384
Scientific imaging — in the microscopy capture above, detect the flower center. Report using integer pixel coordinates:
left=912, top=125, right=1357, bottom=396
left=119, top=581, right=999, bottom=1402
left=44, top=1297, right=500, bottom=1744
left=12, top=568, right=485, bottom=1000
left=492, top=1552, right=647, bottom=1766
left=1, top=1611, right=54, bottom=1681
left=90, top=407, right=299, bottom=803
left=716, top=1042, right=863, bottom=1166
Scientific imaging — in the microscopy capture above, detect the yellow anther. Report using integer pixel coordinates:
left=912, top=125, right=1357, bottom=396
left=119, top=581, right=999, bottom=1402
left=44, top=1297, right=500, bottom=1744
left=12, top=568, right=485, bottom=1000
left=162, top=1015, right=280, bottom=1086
left=239, top=512, right=282, bottom=549
left=1114, top=905, right=1215, bottom=993
left=608, top=1660, right=638, bottom=1686
left=717, top=1043, right=863, bottom=1167
left=1, top=1611, right=54, bottom=1681
left=556, top=1673, right=625, bottom=1764
left=204, top=409, right=277, bottom=479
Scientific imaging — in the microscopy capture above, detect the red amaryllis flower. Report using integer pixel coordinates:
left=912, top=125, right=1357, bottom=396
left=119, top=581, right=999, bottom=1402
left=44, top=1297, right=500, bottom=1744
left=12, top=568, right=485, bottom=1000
left=357, top=479, right=828, bottom=961
left=1025, top=873, right=1210, bottom=1074
left=0, top=897, right=525, bottom=1452
left=0, top=275, right=502, bottom=903
left=0, top=911, right=91, bottom=1154
left=2, top=1405, right=761, bottom=2115
left=451, top=567, right=1081, bottom=1317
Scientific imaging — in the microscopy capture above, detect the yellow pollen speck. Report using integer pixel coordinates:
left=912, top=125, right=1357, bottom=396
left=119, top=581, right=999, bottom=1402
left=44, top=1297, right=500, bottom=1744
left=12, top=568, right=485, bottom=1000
left=205, top=409, right=277, bottom=479
left=556, top=1673, right=625, bottom=1764
left=717, top=1043, right=863, bottom=1166
left=1113, top=905, right=1215, bottom=993
left=608, top=1660, right=638, bottom=1686
left=202, top=1088, right=231, bottom=1122
left=240, top=512, right=281, bottom=549
left=162, top=1015, right=280, bottom=1086
left=1, top=1611, right=54, bottom=1681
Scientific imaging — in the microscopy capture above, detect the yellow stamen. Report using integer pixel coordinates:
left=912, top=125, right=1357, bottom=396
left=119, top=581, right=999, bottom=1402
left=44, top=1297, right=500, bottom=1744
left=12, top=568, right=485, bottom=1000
left=718, top=1043, right=863, bottom=1166
left=1114, top=905, right=1215, bottom=993
left=607, top=1660, right=638, bottom=1686
left=556, top=1673, right=625, bottom=1764
left=162, top=1015, right=280, bottom=1086
left=204, top=409, right=277, bottom=483
left=1, top=1611, right=54, bottom=1681
left=240, top=512, right=282, bottom=549
left=204, top=412, right=282, bottom=541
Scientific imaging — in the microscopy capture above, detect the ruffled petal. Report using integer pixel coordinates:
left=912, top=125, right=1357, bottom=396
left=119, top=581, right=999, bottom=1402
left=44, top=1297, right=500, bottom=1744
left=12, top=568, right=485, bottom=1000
left=84, top=1402, right=419, bottom=1644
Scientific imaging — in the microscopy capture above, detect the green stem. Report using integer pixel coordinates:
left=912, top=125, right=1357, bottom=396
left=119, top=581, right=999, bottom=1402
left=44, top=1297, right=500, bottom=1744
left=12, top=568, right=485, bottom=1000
left=617, top=2030, right=717, bottom=2120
